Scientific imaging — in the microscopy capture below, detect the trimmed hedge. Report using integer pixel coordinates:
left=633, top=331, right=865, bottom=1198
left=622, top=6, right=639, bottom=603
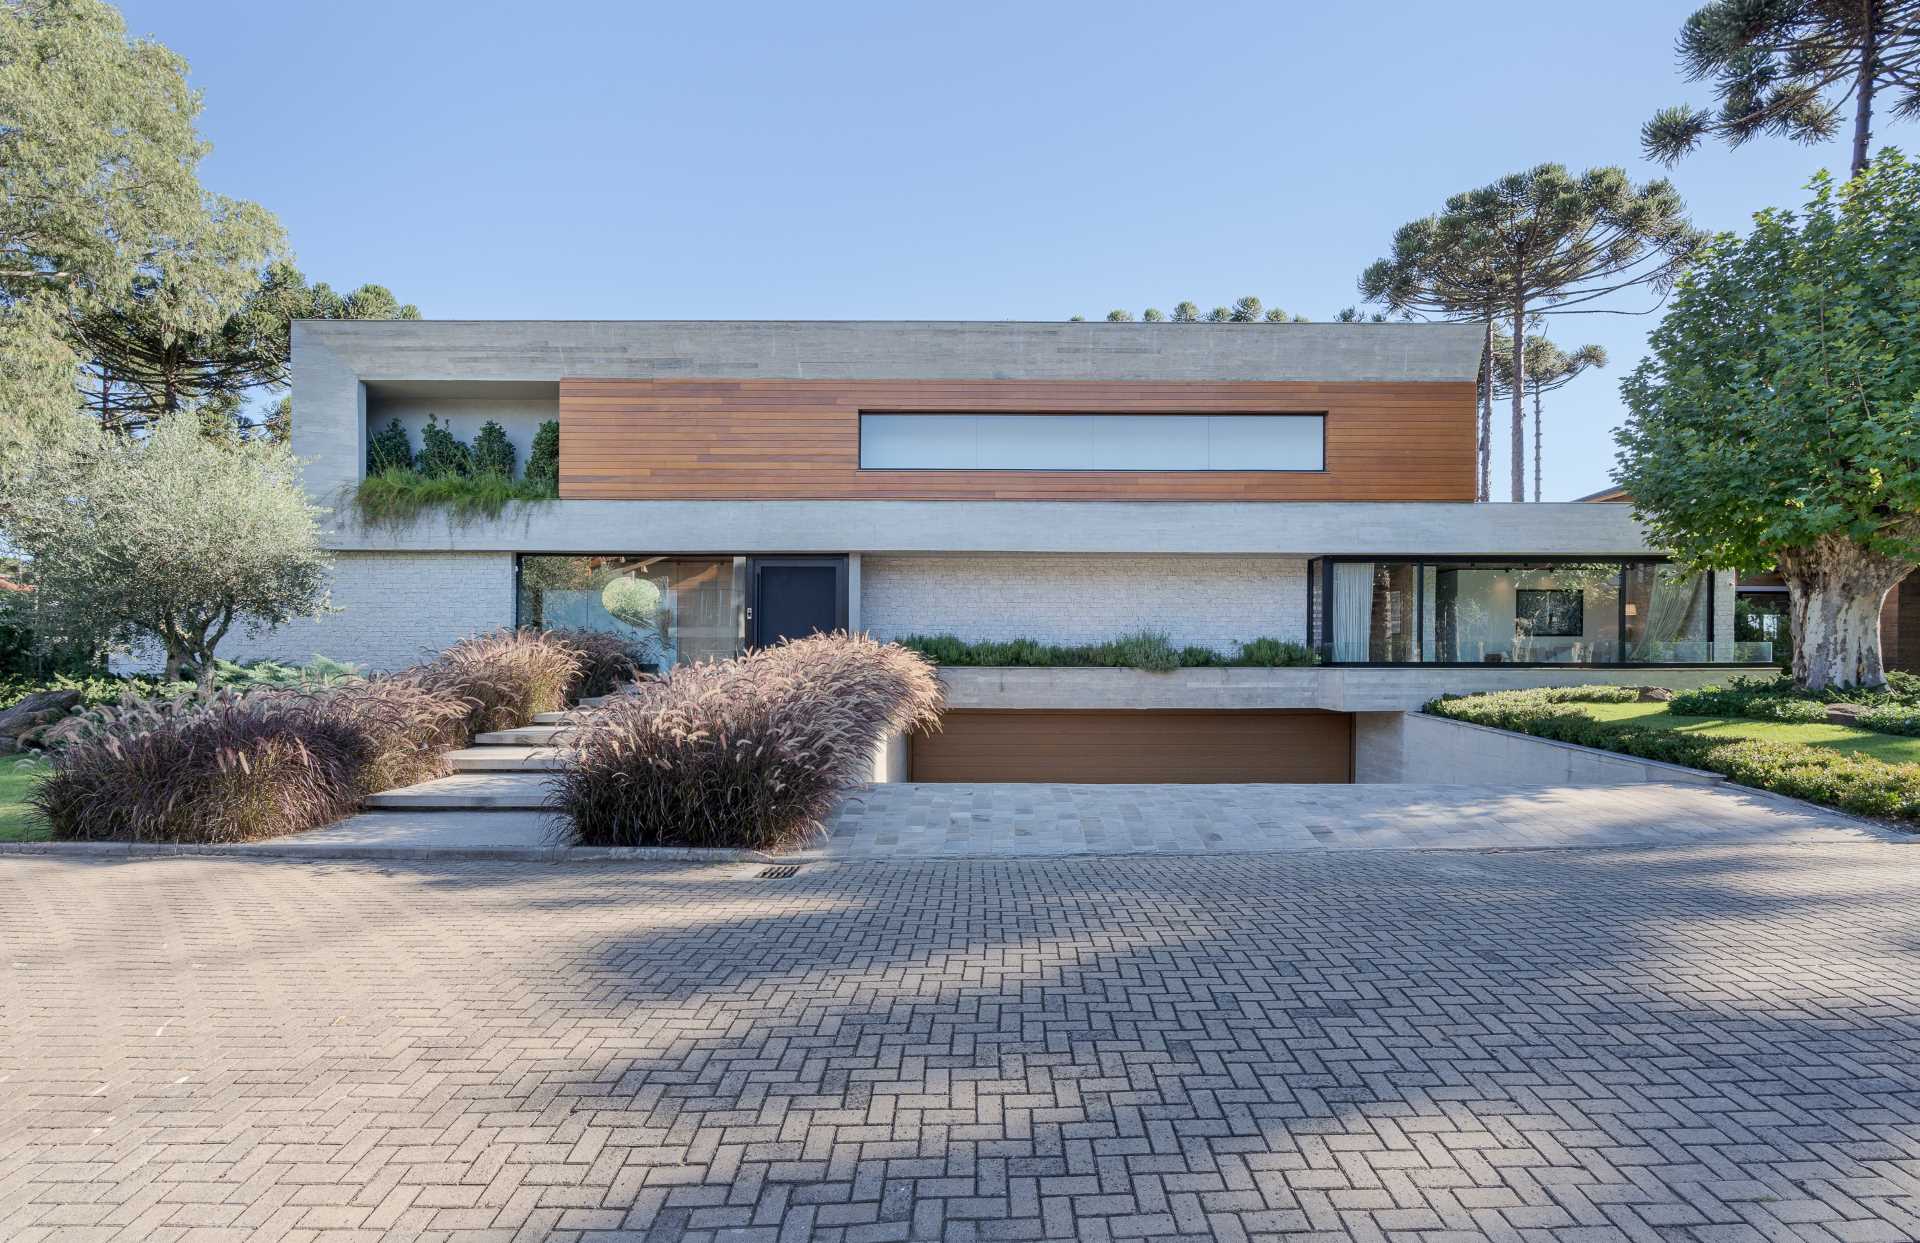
left=897, top=631, right=1319, bottom=670
left=1426, top=687, right=1920, bottom=823
left=1667, top=684, right=1831, bottom=721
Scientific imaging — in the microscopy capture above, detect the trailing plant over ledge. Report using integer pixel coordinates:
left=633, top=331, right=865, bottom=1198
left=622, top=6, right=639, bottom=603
left=354, top=467, right=558, bottom=526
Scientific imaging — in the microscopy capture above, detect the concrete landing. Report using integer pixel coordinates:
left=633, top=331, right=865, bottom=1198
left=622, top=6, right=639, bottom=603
left=363, top=772, right=550, bottom=810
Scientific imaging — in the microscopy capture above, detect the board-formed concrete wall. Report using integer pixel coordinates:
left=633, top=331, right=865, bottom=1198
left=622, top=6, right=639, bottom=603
left=216, top=551, right=517, bottom=671
left=860, top=555, right=1308, bottom=652
left=1354, top=710, right=1724, bottom=785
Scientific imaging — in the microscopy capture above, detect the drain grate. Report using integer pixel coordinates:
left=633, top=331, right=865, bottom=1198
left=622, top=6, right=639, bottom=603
left=757, top=864, right=802, bottom=879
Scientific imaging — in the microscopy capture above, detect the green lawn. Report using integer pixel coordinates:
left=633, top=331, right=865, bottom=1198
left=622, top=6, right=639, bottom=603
left=1583, top=701, right=1920, bottom=764
left=0, top=758, right=48, bottom=842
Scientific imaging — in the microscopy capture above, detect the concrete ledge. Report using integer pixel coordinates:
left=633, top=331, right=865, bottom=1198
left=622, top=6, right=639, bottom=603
left=940, top=665, right=1752, bottom=713
left=0, top=839, right=779, bottom=864
left=1361, top=711, right=1726, bottom=786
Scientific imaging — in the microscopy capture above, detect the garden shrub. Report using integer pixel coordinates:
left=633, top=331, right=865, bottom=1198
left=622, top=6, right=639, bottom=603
left=471, top=419, right=517, bottom=478
left=1233, top=637, right=1320, bottom=667
left=355, top=467, right=556, bottom=526
left=548, top=628, right=644, bottom=701
left=417, top=414, right=472, bottom=479
left=367, top=418, right=414, bottom=474
left=1668, top=680, right=1829, bottom=719
left=1853, top=703, right=1920, bottom=737
left=524, top=419, right=560, bottom=492
left=416, top=628, right=582, bottom=736
left=550, top=633, right=944, bottom=851
left=894, top=632, right=1320, bottom=670
left=1425, top=688, right=1920, bottom=823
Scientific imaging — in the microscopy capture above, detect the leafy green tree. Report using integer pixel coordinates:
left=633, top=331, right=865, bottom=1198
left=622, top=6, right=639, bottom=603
left=1141, top=307, right=1166, bottom=322
left=0, top=0, right=218, bottom=451
left=1171, top=301, right=1199, bottom=322
left=1105, top=309, right=1134, bottom=322
left=0, top=415, right=332, bottom=687
left=1614, top=152, right=1920, bottom=690
left=71, top=196, right=286, bottom=432
left=1360, top=212, right=1508, bottom=499
left=1490, top=333, right=1606, bottom=501
left=1642, top=0, right=1920, bottom=177
left=471, top=420, right=516, bottom=478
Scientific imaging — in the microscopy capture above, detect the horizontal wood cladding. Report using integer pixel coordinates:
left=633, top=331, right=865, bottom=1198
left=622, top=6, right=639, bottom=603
left=558, top=379, right=1476, bottom=501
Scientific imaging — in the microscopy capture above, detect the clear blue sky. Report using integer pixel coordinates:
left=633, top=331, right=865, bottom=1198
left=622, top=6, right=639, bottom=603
left=117, top=0, right=1915, bottom=501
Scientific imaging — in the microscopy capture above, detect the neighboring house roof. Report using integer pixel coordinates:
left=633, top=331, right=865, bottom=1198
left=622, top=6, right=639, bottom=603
left=293, top=319, right=1489, bottom=385
left=1574, top=485, right=1631, bottom=502
left=0, top=577, right=32, bottom=594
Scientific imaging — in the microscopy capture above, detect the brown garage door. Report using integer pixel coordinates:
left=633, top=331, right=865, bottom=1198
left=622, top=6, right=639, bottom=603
left=910, top=710, right=1353, bottom=784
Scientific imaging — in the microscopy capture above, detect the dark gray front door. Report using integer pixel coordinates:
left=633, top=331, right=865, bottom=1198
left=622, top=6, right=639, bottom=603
left=749, top=557, right=848, bottom=648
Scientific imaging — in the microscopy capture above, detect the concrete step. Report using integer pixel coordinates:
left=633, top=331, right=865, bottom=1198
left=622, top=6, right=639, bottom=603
left=364, top=772, right=550, bottom=810
left=532, top=711, right=573, bottom=725
left=447, top=746, right=569, bottom=772
left=473, top=724, right=577, bottom=746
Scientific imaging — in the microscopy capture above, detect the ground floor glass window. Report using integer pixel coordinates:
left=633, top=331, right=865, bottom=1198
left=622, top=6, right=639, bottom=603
left=516, top=556, right=745, bottom=671
left=1310, top=558, right=1751, bottom=665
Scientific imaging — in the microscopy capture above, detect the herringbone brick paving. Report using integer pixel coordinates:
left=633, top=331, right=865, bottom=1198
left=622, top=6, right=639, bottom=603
left=3, top=845, right=1919, bottom=1241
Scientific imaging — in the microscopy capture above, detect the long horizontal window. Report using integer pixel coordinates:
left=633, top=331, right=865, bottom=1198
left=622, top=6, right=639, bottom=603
left=859, top=412, right=1325, bottom=471
left=1306, top=558, right=1771, bottom=666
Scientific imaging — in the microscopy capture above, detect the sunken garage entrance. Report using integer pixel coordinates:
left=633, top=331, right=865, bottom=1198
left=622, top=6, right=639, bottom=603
left=909, top=710, right=1355, bottom=784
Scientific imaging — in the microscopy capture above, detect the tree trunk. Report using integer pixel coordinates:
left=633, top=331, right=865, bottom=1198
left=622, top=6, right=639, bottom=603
left=1509, top=298, right=1526, bottom=502
left=1532, top=385, right=1543, bottom=503
left=1478, top=319, right=1493, bottom=502
left=162, top=641, right=188, bottom=684
left=1852, top=0, right=1878, bottom=177
left=1778, top=536, right=1911, bottom=690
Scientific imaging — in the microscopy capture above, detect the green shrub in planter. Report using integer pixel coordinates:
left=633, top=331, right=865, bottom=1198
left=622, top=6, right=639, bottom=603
left=1233, top=637, right=1320, bottom=667
left=367, top=418, right=414, bottom=474
left=525, top=419, right=560, bottom=493
left=472, top=420, right=517, bottom=478
left=417, top=414, right=472, bottom=479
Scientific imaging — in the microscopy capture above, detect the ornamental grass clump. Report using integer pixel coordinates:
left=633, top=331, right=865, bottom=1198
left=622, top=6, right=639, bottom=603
left=37, top=690, right=370, bottom=843
left=548, top=628, right=644, bottom=702
left=35, top=678, right=472, bottom=842
left=550, top=633, right=944, bottom=851
left=417, top=628, right=582, bottom=737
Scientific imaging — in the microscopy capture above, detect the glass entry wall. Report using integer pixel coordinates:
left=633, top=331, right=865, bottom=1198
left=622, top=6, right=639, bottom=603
left=1309, top=558, right=1738, bottom=665
left=516, top=556, right=746, bottom=671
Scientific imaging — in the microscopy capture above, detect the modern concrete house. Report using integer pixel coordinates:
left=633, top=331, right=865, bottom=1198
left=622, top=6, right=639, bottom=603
left=228, top=319, right=1773, bottom=783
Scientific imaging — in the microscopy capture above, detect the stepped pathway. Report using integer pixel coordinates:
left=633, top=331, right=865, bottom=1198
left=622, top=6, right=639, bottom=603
left=363, top=706, right=591, bottom=811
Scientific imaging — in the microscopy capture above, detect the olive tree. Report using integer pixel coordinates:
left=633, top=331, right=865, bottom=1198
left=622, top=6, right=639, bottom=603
left=1, top=417, right=332, bottom=686
left=1614, top=151, right=1920, bottom=690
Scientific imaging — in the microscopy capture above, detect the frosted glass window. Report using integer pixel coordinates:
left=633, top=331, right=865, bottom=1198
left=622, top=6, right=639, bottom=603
left=859, top=413, right=1323, bottom=471
left=974, top=415, right=1094, bottom=468
left=1092, top=415, right=1208, bottom=469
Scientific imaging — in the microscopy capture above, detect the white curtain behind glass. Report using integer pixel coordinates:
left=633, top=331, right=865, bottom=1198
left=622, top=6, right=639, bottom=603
left=1332, top=563, right=1375, bottom=662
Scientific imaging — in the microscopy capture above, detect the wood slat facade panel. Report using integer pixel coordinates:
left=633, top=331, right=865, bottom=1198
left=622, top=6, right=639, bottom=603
left=558, top=379, right=1476, bottom=501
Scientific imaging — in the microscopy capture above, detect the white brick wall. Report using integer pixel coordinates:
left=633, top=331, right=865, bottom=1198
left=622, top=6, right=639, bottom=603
left=860, top=555, right=1309, bottom=653
left=216, top=551, right=517, bottom=672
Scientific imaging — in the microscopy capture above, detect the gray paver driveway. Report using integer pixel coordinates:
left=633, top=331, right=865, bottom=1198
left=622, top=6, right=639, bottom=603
left=5, top=844, right=1920, bottom=1242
